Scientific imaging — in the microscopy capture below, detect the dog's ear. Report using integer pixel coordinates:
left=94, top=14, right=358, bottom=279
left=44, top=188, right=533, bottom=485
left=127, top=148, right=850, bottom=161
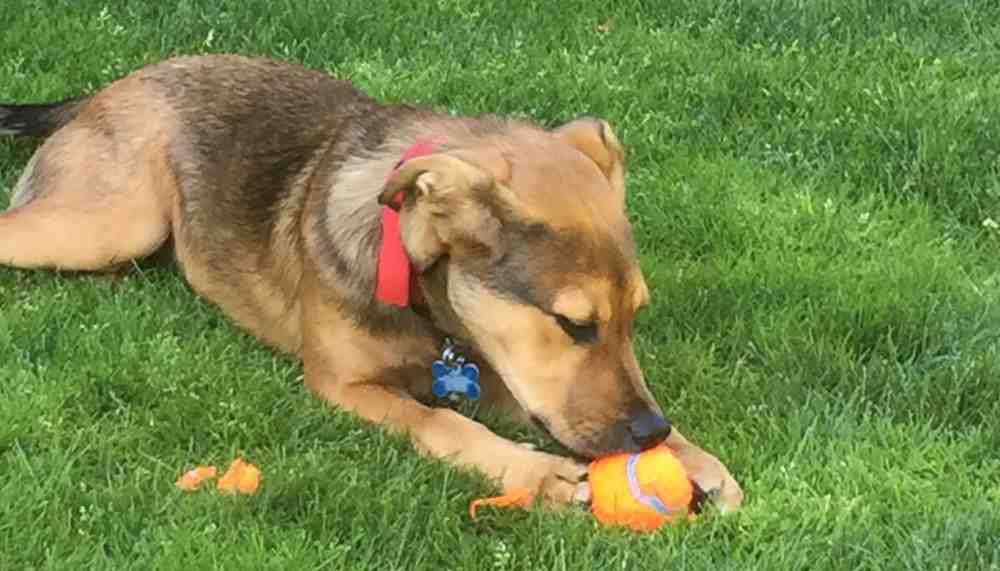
left=379, top=154, right=504, bottom=271
left=553, top=117, right=627, bottom=202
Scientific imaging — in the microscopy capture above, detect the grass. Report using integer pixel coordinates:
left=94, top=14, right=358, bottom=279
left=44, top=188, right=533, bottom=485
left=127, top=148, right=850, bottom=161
left=2, top=0, right=999, bottom=568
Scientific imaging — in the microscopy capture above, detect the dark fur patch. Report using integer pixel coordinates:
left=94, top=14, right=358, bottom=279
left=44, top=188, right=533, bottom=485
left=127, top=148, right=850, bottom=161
left=479, top=217, right=635, bottom=316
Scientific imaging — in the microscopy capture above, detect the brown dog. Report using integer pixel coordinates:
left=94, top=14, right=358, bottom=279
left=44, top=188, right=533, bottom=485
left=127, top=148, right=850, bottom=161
left=0, top=55, right=742, bottom=511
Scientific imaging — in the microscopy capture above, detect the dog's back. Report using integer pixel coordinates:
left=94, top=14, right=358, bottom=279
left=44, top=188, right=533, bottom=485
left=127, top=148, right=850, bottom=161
left=0, top=55, right=522, bottom=349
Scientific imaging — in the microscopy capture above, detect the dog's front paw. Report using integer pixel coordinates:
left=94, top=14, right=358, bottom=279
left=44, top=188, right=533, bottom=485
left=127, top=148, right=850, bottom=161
left=673, top=446, right=744, bottom=513
left=504, top=449, right=590, bottom=508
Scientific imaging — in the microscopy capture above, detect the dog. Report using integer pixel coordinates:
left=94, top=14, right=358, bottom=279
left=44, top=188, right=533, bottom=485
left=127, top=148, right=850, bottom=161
left=0, top=55, right=742, bottom=511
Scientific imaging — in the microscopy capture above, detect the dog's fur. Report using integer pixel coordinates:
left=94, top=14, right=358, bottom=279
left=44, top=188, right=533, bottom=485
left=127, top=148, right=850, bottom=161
left=0, top=55, right=742, bottom=510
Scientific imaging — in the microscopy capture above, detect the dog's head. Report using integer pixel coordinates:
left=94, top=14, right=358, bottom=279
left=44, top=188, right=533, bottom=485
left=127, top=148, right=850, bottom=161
left=380, top=118, right=668, bottom=458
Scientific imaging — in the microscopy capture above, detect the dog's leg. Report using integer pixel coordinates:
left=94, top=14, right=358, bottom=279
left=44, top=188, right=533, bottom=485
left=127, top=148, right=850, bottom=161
left=301, top=286, right=588, bottom=506
left=0, top=194, right=169, bottom=271
left=664, top=428, right=744, bottom=512
left=0, top=126, right=173, bottom=271
left=317, top=378, right=588, bottom=505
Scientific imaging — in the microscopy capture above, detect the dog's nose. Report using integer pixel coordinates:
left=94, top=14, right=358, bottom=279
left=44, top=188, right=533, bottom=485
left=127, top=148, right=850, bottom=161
left=628, top=408, right=672, bottom=450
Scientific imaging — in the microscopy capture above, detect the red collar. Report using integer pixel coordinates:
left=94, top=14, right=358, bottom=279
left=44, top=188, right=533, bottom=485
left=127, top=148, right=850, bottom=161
left=375, top=140, right=440, bottom=306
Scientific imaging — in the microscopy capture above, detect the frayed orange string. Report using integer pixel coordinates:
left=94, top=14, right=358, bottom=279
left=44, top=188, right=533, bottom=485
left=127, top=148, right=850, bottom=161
left=469, top=487, right=535, bottom=520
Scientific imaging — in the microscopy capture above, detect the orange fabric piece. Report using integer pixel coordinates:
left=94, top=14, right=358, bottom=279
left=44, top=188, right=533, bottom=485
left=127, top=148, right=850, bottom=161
left=469, top=487, right=535, bottom=519
left=175, top=466, right=218, bottom=491
left=217, top=458, right=262, bottom=495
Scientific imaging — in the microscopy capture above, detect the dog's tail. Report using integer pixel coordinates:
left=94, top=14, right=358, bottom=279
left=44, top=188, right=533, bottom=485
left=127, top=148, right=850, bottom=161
left=0, top=96, right=89, bottom=138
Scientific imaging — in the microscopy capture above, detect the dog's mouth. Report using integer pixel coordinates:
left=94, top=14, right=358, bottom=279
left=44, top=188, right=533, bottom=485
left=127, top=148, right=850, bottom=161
left=528, top=414, right=599, bottom=461
left=484, top=364, right=600, bottom=460
left=529, top=414, right=548, bottom=433
left=529, top=415, right=571, bottom=451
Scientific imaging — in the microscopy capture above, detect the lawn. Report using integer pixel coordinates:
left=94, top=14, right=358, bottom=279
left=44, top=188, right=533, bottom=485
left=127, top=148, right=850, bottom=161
left=2, top=0, right=999, bottom=569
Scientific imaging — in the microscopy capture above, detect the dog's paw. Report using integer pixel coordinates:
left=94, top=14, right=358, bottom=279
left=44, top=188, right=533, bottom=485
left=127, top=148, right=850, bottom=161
left=673, top=446, right=744, bottom=513
left=504, top=449, right=589, bottom=508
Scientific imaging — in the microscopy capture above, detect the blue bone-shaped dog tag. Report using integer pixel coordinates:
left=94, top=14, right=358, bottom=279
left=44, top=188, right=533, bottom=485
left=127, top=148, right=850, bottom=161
left=432, top=360, right=481, bottom=400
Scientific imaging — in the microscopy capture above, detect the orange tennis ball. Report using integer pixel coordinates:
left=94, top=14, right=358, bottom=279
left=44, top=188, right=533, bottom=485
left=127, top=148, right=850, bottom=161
left=588, top=446, right=693, bottom=532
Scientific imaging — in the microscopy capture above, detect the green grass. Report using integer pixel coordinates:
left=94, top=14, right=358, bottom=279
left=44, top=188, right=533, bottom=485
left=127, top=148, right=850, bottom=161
left=2, top=0, right=999, bottom=569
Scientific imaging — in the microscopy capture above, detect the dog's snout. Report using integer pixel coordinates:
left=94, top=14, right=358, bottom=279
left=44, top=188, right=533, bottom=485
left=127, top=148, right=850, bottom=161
left=558, top=403, right=673, bottom=458
left=628, top=408, right=671, bottom=450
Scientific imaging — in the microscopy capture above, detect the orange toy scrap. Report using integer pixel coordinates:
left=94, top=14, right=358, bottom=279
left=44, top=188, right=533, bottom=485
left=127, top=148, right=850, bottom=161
left=588, top=446, right=693, bottom=532
left=469, top=487, right=535, bottom=520
left=175, top=466, right=218, bottom=491
left=217, top=458, right=262, bottom=495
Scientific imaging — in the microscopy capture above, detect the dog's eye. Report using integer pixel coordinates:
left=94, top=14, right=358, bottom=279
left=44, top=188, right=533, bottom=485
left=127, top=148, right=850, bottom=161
left=554, top=314, right=598, bottom=344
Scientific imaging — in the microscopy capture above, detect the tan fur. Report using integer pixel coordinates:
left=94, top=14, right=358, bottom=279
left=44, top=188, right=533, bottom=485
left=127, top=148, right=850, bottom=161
left=0, top=55, right=742, bottom=511
left=0, top=81, right=174, bottom=270
left=10, top=152, right=41, bottom=209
